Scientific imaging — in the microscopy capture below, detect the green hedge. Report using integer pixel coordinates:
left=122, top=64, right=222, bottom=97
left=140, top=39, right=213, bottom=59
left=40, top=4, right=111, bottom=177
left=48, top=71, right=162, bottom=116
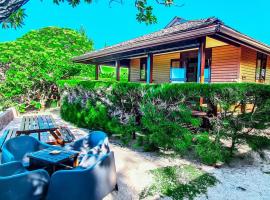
left=58, top=80, right=270, bottom=165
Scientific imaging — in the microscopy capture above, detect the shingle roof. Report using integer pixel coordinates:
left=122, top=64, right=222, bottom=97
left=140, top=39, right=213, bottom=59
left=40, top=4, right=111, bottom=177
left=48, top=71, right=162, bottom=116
left=73, top=16, right=270, bottom=63
left=74, top=17, right=222, bottom=61
left=103, top=17, right=221, bottom=51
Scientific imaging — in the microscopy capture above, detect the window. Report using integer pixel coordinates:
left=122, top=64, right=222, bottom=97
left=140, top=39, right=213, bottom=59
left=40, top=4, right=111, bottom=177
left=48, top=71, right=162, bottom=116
left=205, top=49, right=212, bottom=70
left=256, top=53, right=267, bottom=82
left=170, top=59, right=186, bottom=82
left=140, top=58, right=147, bottom=80
left=171, top=59, right=187, bottom=69
left=171, top=59, right=181, bottom=68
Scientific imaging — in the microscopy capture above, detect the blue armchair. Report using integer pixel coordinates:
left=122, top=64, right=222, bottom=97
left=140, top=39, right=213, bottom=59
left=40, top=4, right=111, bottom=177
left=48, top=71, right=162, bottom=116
left=68, top=131, right=110, bottom=154
left=0, top=161, right=50, bottom=200
left=46, top=151, right=117, bottom=200
left=1, top=136, right=51, bottom=166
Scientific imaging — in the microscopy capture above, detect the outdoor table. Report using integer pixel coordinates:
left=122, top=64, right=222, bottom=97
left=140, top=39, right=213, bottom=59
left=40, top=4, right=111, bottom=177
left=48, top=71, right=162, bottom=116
left=16, top=115, right=64, bottom=145
left=27, top=147, right=79, bottom=174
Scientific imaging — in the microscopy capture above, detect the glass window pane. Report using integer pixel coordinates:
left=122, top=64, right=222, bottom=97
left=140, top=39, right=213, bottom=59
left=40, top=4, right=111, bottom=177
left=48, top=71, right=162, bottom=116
left=256, top=52, right=267, bottom=81
left=256, top=59, right=261, bottom=80
left=171, top=60, right=180, bottom=68
left=140, top=59, right=147, bottom=80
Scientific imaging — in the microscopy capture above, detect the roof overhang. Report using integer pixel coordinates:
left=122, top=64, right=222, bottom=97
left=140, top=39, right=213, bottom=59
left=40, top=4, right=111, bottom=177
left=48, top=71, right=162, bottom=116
left=217, top=25, right=270, bottom=55
left=73, top=24, right=270, bottom=65
left=73, top=25, right=218, bottom=64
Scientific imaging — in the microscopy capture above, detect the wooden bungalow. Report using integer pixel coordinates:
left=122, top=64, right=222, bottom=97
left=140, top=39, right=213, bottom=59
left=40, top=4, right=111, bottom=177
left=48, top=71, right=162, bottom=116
left=73, top=17, right=270, bottom=84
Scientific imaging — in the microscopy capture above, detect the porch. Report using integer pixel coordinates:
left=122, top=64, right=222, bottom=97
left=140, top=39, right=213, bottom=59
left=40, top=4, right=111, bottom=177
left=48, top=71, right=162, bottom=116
left=92, top=36, right=235, bottom=84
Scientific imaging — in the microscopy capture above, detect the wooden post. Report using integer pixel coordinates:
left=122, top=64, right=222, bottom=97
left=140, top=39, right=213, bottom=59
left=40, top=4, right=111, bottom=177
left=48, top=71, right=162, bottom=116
left=116, top=61, right=120, bottom=81
left=150, top=54, right=153, bottom=83
left=199, top=37, right=206, bottom=83
left=146, top=53, right=153, bottom=83
left=128, top=67, right=131, bottom=82
left=95, top=65, right=99, bottom=80
left=198, top=37, right=206, bottom=106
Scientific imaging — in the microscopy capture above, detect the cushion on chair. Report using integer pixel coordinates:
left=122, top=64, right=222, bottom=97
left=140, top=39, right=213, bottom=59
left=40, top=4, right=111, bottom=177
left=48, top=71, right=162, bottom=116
left=79, top=140, right=109, bottom=168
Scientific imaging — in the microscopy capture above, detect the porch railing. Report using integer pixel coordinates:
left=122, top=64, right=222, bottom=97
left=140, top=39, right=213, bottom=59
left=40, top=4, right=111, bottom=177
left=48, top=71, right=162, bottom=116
left=170, top=68, right=186, bottom=83
left=170, top=67, right=211, bottom=83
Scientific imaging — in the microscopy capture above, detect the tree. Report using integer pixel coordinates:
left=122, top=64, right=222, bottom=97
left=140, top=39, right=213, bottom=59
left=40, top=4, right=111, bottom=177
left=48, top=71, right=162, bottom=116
left=0, top=27, right=94, bottom=111
left=0, top=0, right=184, bottom=29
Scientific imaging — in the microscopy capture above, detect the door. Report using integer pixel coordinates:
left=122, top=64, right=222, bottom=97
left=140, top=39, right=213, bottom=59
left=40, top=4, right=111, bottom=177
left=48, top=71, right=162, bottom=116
left=186, top=58, right=198, bottom=82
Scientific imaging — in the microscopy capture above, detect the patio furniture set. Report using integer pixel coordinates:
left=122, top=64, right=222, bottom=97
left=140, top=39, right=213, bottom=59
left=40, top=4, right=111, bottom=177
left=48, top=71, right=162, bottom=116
left=0, top=115, right=117, bottom=200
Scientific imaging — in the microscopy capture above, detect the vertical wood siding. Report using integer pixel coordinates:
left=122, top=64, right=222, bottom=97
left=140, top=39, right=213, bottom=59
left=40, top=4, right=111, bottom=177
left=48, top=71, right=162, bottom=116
left=266, top=55, right=270, bottom=84
left=129, top=58, right=141, bottom=82
left=153, top=52, right=180, bottom=83
left=240, top=46, right=257, bottom=82
left=211, top=45, right=241, bottom=82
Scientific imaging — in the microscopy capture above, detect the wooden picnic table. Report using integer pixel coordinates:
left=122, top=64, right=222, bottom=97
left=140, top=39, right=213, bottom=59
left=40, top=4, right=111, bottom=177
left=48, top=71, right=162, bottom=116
left=16, top=115, right=74, bottom=145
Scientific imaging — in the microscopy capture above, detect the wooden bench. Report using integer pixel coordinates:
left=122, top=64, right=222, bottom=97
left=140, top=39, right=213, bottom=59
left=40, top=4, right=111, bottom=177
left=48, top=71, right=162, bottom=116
left=56, top=127, right=76, bottom=144
left=0, top=129, right=17, bottom=151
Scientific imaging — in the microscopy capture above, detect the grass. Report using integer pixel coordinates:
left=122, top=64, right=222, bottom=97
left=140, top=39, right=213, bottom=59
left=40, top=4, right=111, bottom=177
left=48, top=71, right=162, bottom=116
left=140, top=165, right=218, bottom=200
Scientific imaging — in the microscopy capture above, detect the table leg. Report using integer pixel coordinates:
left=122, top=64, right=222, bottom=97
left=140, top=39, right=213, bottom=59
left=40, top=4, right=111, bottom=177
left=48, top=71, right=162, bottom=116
left=28, top=158, right=33, bottom=170
left=38, top=132, right=41, bottom=141
left=73, top=155, right=79, bottom=167
left=16, top=130, right=20, bottom=137
left=49, top=130, right=64, bottom=145
left=52, top=165, right=56, bottom=173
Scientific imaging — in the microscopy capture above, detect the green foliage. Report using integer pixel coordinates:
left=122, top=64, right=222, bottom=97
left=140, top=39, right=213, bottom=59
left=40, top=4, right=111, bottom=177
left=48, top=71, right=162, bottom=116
left=1, top=0, right=178, bottom=29
left=140, top=165, right=218, bottom=200
left=244, top=135, right=270, bottom=151
left=1, top=8, right=26, bottom=29
left=194, top=133, right=230, bottom=165
left=204, top=83, right=270, bottom=156
left=140, top=102, right=199, bottom=152
left=0, top=27, right=94, bottom=111
left=58, top=80, right=270, bottom=165
left=99, top=66, right=129, bottom=82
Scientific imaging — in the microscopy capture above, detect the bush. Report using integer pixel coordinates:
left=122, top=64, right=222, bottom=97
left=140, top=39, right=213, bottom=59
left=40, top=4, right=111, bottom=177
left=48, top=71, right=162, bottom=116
left=140, top=102, right=199, bottom=152
left=58, top=80, right=270, bottom=165
left=194, top=133, right=230, bottom=165
left=244, top=135, right=270, bottom=151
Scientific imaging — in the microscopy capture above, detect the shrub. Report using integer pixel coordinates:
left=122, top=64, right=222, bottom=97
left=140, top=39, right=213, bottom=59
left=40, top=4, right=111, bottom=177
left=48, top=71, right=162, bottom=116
left=194, top=133, right=230, bottom=165
left=58, top=80, right=270, bottom=165
left=244, top=135, right=270, bottom=151
left=140, top=102, right=199, bottom=152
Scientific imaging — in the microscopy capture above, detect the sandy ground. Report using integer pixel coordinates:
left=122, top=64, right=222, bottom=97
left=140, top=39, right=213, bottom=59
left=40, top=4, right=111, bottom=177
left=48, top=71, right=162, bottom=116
left=1, top=108, right=270, bottom=200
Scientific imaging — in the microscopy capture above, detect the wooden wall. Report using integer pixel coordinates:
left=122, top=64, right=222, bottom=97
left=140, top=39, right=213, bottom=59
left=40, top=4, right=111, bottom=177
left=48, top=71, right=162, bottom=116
left=211, top=45, right=241, bottom=82
left=153, top=52, right=180, bottom=83
left=240, top=46, right=257, bottom=82
left=266, top=55, right=270, bottom=84
left=129, top=45, right=269, bottom=84
left=129, top=52, right=179, bottom=83
left=129, top=58, right=141, bottom=82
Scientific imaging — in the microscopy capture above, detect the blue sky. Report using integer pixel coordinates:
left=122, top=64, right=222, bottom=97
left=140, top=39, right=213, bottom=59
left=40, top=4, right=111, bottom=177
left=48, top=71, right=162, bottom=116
left=1, top=0, right=270, bottom=49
